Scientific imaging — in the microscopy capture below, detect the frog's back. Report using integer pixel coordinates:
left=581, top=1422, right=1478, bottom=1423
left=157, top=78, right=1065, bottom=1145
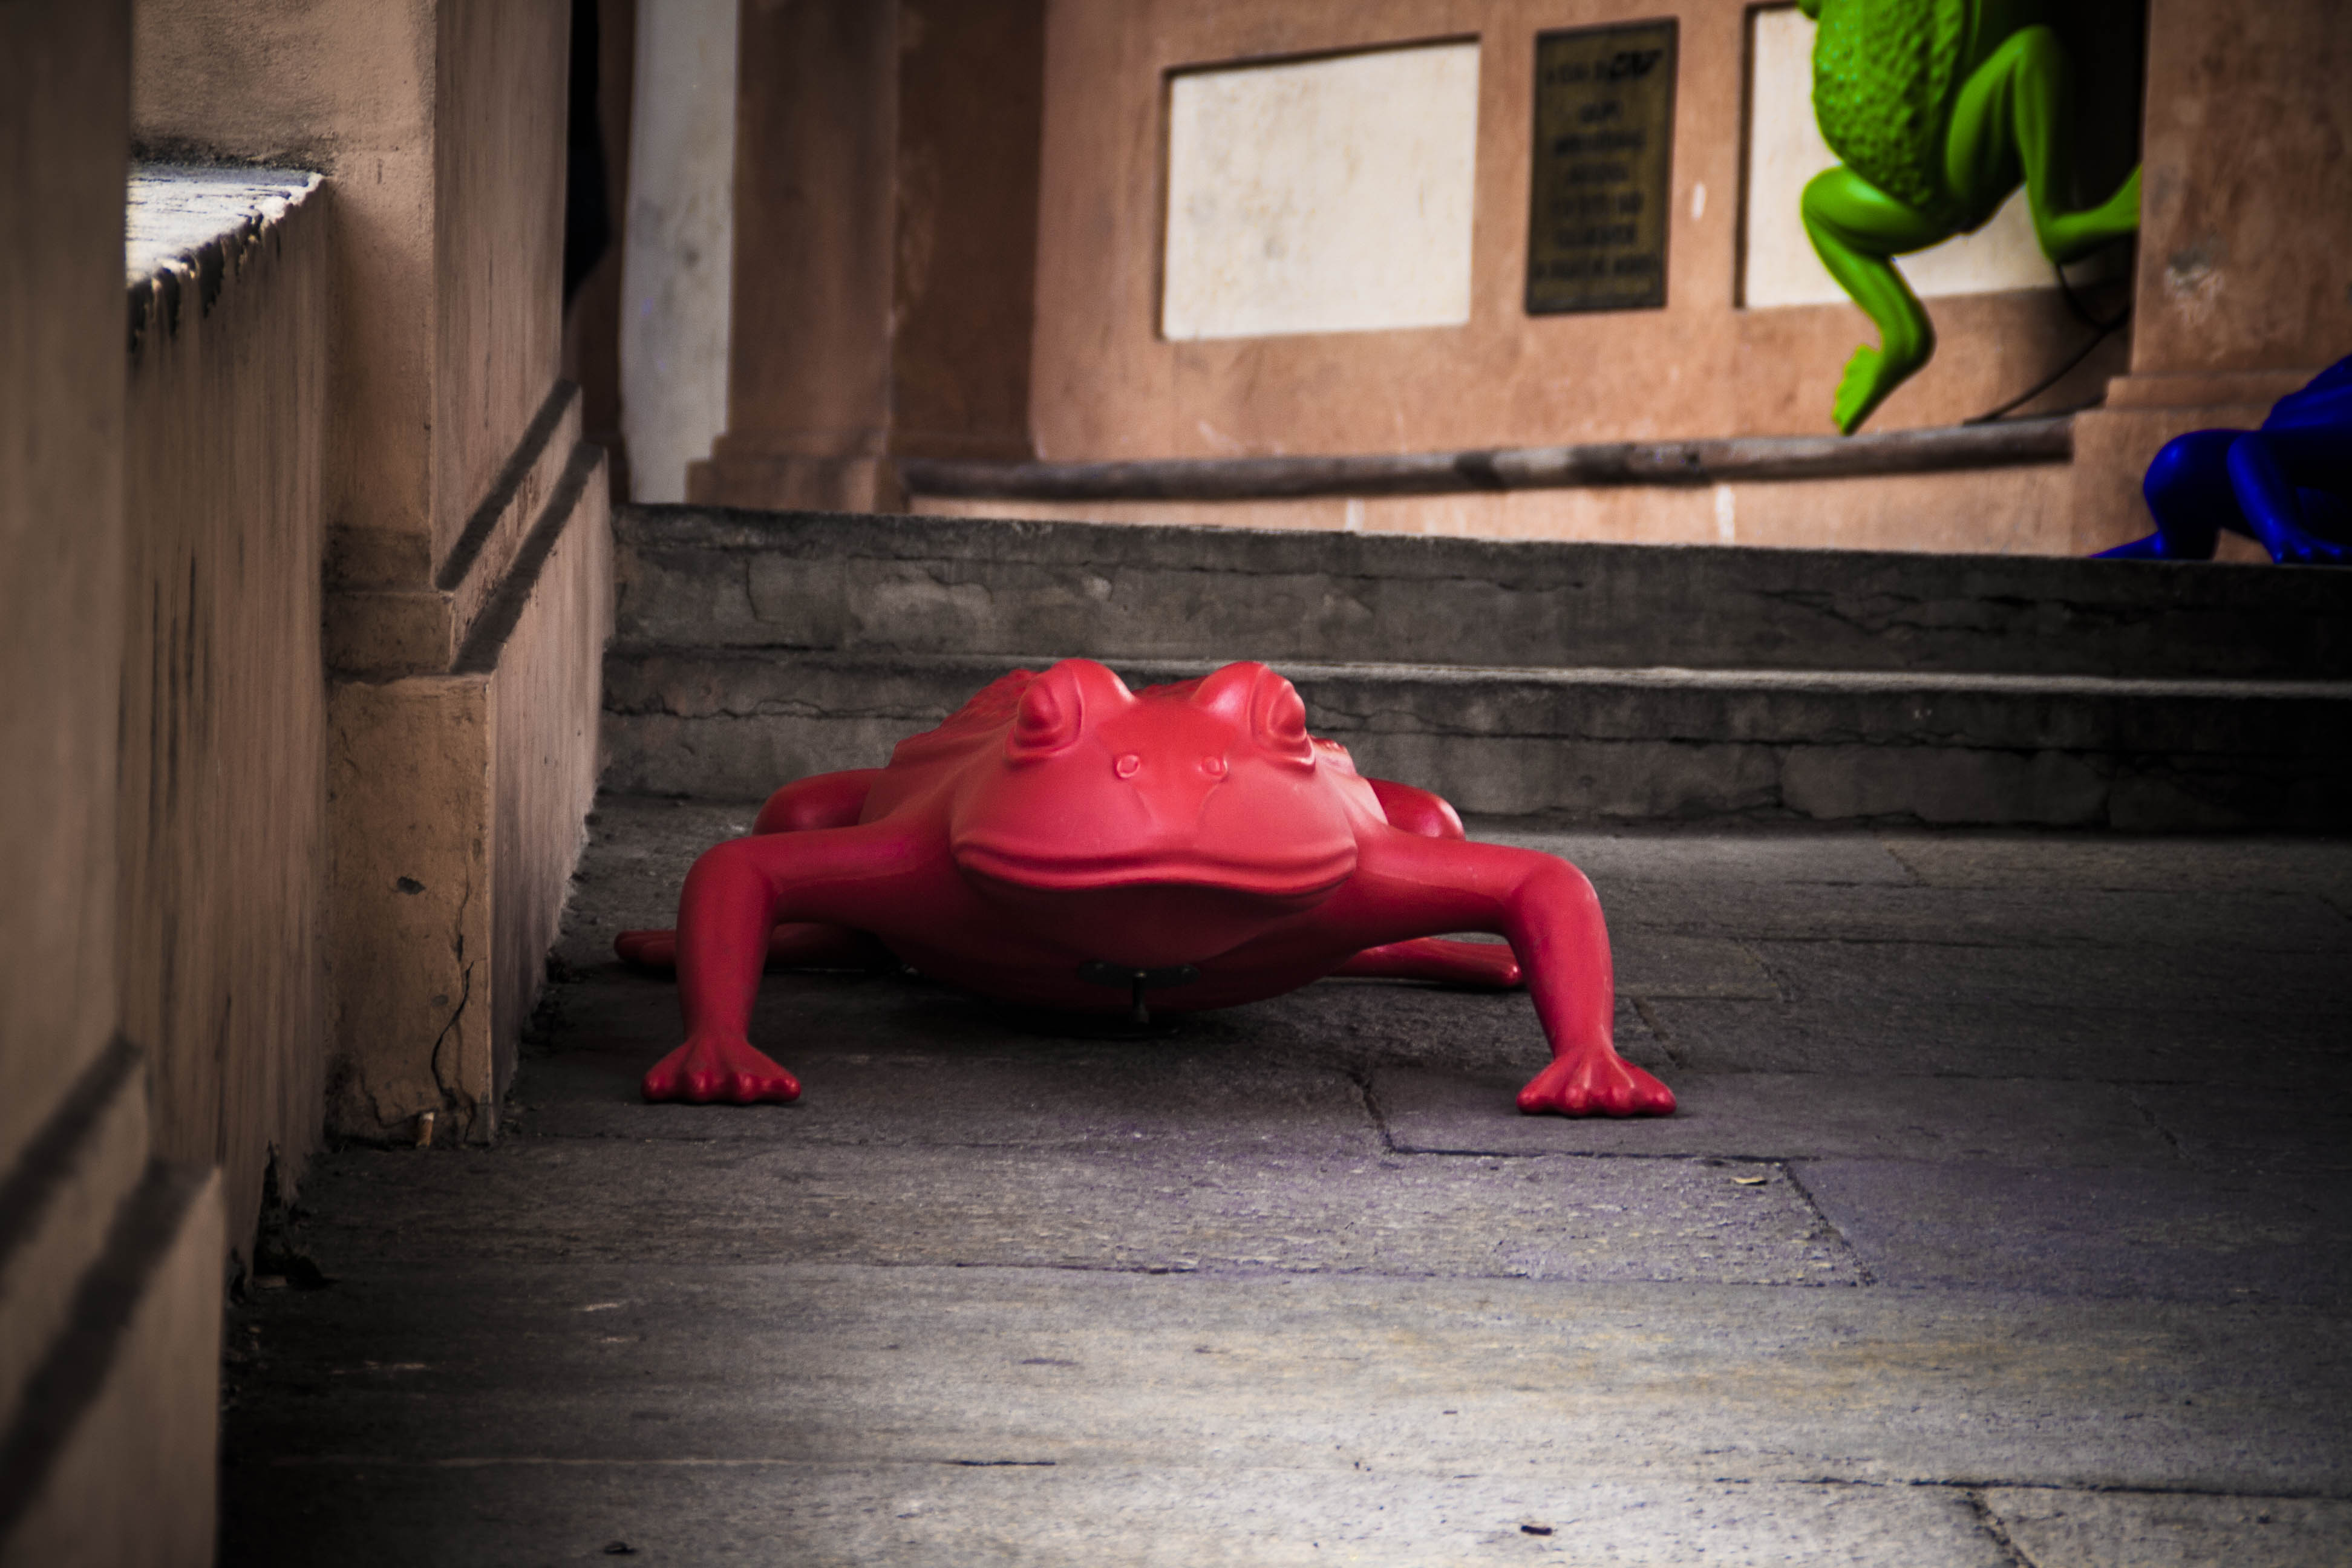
left=1811, top=0, right=1968, bottom=211
left=875, top=668, right=1035, bottom=791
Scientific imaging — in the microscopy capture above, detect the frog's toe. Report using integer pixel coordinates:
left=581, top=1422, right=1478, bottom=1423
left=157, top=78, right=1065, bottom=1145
left=642, top=1036, right=802, bottom=1105
left=1517, top=1054, right=1675, bottom=1118
left=2270, top=525, right=2352, bottom=566
left=1832, top=347, right=1887, bottom=435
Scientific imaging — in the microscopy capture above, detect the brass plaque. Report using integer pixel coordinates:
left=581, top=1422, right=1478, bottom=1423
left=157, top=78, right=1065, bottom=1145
left=1526, top=19, right=1677, bottom=314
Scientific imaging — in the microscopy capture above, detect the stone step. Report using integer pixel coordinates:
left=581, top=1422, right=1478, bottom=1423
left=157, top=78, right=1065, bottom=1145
left=601, top=648, right=2352, bottom=830
left=615, top=506, right=2352, bottom=681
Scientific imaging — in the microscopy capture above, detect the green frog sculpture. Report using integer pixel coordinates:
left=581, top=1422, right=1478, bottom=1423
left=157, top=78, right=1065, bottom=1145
left=1798, top=0, right=2141, bottom=433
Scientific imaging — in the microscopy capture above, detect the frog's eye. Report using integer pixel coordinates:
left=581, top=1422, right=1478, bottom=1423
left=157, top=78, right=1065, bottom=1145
left=1008, top=673, right=1082, bottom=760
left=1256, top=678, right=1314, bottom=765
left=1192, top=661, right=1314, bottom=767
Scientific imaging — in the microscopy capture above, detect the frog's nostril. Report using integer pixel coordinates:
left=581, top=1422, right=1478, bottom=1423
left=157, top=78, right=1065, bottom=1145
left=1202, top=756, right=1227, bottom=777
left=1114, top=753, right=1143, bottom=779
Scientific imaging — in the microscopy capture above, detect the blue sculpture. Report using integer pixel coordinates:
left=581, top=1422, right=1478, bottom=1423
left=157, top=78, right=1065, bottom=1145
left=2096, top=356, right=2352, bottom=565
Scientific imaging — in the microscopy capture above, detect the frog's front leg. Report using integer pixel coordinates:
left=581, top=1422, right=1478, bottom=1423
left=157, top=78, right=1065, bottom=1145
left=643, top=822, right=939, bottom=1105
left=1801, top=168, right=1945, bottom=434
left=1334, top=832, right=1673, bottom=1117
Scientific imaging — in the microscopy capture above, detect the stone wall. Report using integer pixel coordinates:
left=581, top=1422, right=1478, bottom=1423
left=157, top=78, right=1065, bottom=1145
left=1, top=4, right=222, bottom=1561
left=483, top=459, right=615, bottom=1093
left=326, top=448, right=610, bottom=1143
left=131, top=0, right=440, bottom=589
left=120, top=168, right=331, bottom=1266
left=433, top=0, right=571, bottom=569
left=134, top=0, right=614, bottom=1146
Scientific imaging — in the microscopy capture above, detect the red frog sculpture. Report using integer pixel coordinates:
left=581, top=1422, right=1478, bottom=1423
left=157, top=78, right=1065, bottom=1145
left=620, top=659, right=1674, bottom=1119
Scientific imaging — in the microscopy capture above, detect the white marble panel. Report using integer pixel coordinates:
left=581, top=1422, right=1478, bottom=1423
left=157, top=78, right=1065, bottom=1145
left=1742, top=5, right=2054, bottom=309
left=1162, top=42, right=1480, bottom=341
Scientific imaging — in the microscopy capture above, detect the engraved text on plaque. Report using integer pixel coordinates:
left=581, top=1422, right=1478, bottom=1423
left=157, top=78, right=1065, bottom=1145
left=1526, top=19, right=1677, bottom=314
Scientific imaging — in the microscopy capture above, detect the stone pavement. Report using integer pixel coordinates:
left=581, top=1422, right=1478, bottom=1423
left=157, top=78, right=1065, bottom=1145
left=221, top=800, right=2352, bottom=1565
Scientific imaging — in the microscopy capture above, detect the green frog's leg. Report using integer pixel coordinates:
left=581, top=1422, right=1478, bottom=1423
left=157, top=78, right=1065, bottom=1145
left=1801, top=166, right=1947, bottom=434
left=1945, top=24, right=2140, bottom=263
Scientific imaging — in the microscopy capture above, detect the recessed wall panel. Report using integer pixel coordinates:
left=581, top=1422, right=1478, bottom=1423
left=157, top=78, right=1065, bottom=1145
left=1161, top=42, right=1480, bottom=341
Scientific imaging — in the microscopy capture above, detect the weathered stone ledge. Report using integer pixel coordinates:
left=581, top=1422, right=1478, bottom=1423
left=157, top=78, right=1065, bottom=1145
left=897, top=417, right=2074, bottom=501
left=124, top=163, right=321, bottom=358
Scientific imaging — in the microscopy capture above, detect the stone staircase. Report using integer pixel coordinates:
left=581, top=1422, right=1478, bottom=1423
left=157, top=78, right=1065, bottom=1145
left=603, top=507, right=2352, bottom=830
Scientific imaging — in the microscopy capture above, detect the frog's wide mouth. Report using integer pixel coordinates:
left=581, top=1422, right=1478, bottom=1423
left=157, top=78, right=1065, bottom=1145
left=950, top=837, right=1357, bottom=900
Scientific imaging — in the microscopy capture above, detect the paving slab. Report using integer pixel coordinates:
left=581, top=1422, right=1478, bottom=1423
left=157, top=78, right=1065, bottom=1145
left=284, top=1141, right=1855, bottom=1283
left=223, top=1267, right=2352, bottom=1529
left=1748, top=936, right=2352, bottom=1018
left=1599, top=881, right=2352, bottom=953
left=1797, top=1158, right=2352, bottom=1304
left=1982, top=1488, right=2352, bottom=1568
left=2131, top=1083, right=2352, bottom=1173
left=223, top=1458, right=2018, bottom=1567
left=1645, top=995, right=2352, bottom=1087
left=1876, top=831, right=2352, bottom=900
left=1373, top=1068, right=2174, bottom=1166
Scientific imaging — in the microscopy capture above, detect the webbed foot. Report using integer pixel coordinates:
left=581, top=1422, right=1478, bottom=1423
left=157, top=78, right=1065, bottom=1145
left=2045, top=165, right=2142, bottom=264
left=642, top=1034, right=802, bottom=1104
left=2260, top=518, right=2352, bottom=566
left=1832, top=344, right=1913, bottom=436
left=616, top=928, right=678, bottom=969
left=1517, top=1053, right=1675, bottom=1117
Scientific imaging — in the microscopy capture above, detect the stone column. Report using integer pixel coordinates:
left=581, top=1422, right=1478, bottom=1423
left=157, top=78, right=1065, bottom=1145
left=688, top=0, right=1045, bottom=511
left=2071, top=0, right=2352, bottom=552
left=691, top=0, right=901, bottom=510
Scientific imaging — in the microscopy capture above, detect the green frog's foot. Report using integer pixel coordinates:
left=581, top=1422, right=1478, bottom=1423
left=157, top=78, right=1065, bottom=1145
left=2105, top=165, right=2142, bottom=227
left=1832, top=344, right=1912, bottom=435
left=2044, top=165, right=2142, bottom=264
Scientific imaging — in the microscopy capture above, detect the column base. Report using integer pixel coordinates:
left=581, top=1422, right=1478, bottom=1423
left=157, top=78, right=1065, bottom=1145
left=687, top=451, right=906, bottom=513
left=2069, top=368, right=2319, bottom=555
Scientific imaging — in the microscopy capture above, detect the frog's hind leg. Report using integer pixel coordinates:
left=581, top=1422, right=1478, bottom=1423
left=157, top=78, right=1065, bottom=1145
left=1333, top=937, right=1522, bottom=989
left=615, top=922, right=890, bottom=973
left=2094, top=429, right=2236, bottom=561
left=1801, top=167, right=1945, bottom=433
left=1367, top=777, right=1468, bottom=840
left=1947, top=24, right=2139, bottom=264
left=753, top=768, right=884, bottom=834
left=617, top=769, right=892, bottom=970
left=2229, top=430, right=2352, bottom=565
